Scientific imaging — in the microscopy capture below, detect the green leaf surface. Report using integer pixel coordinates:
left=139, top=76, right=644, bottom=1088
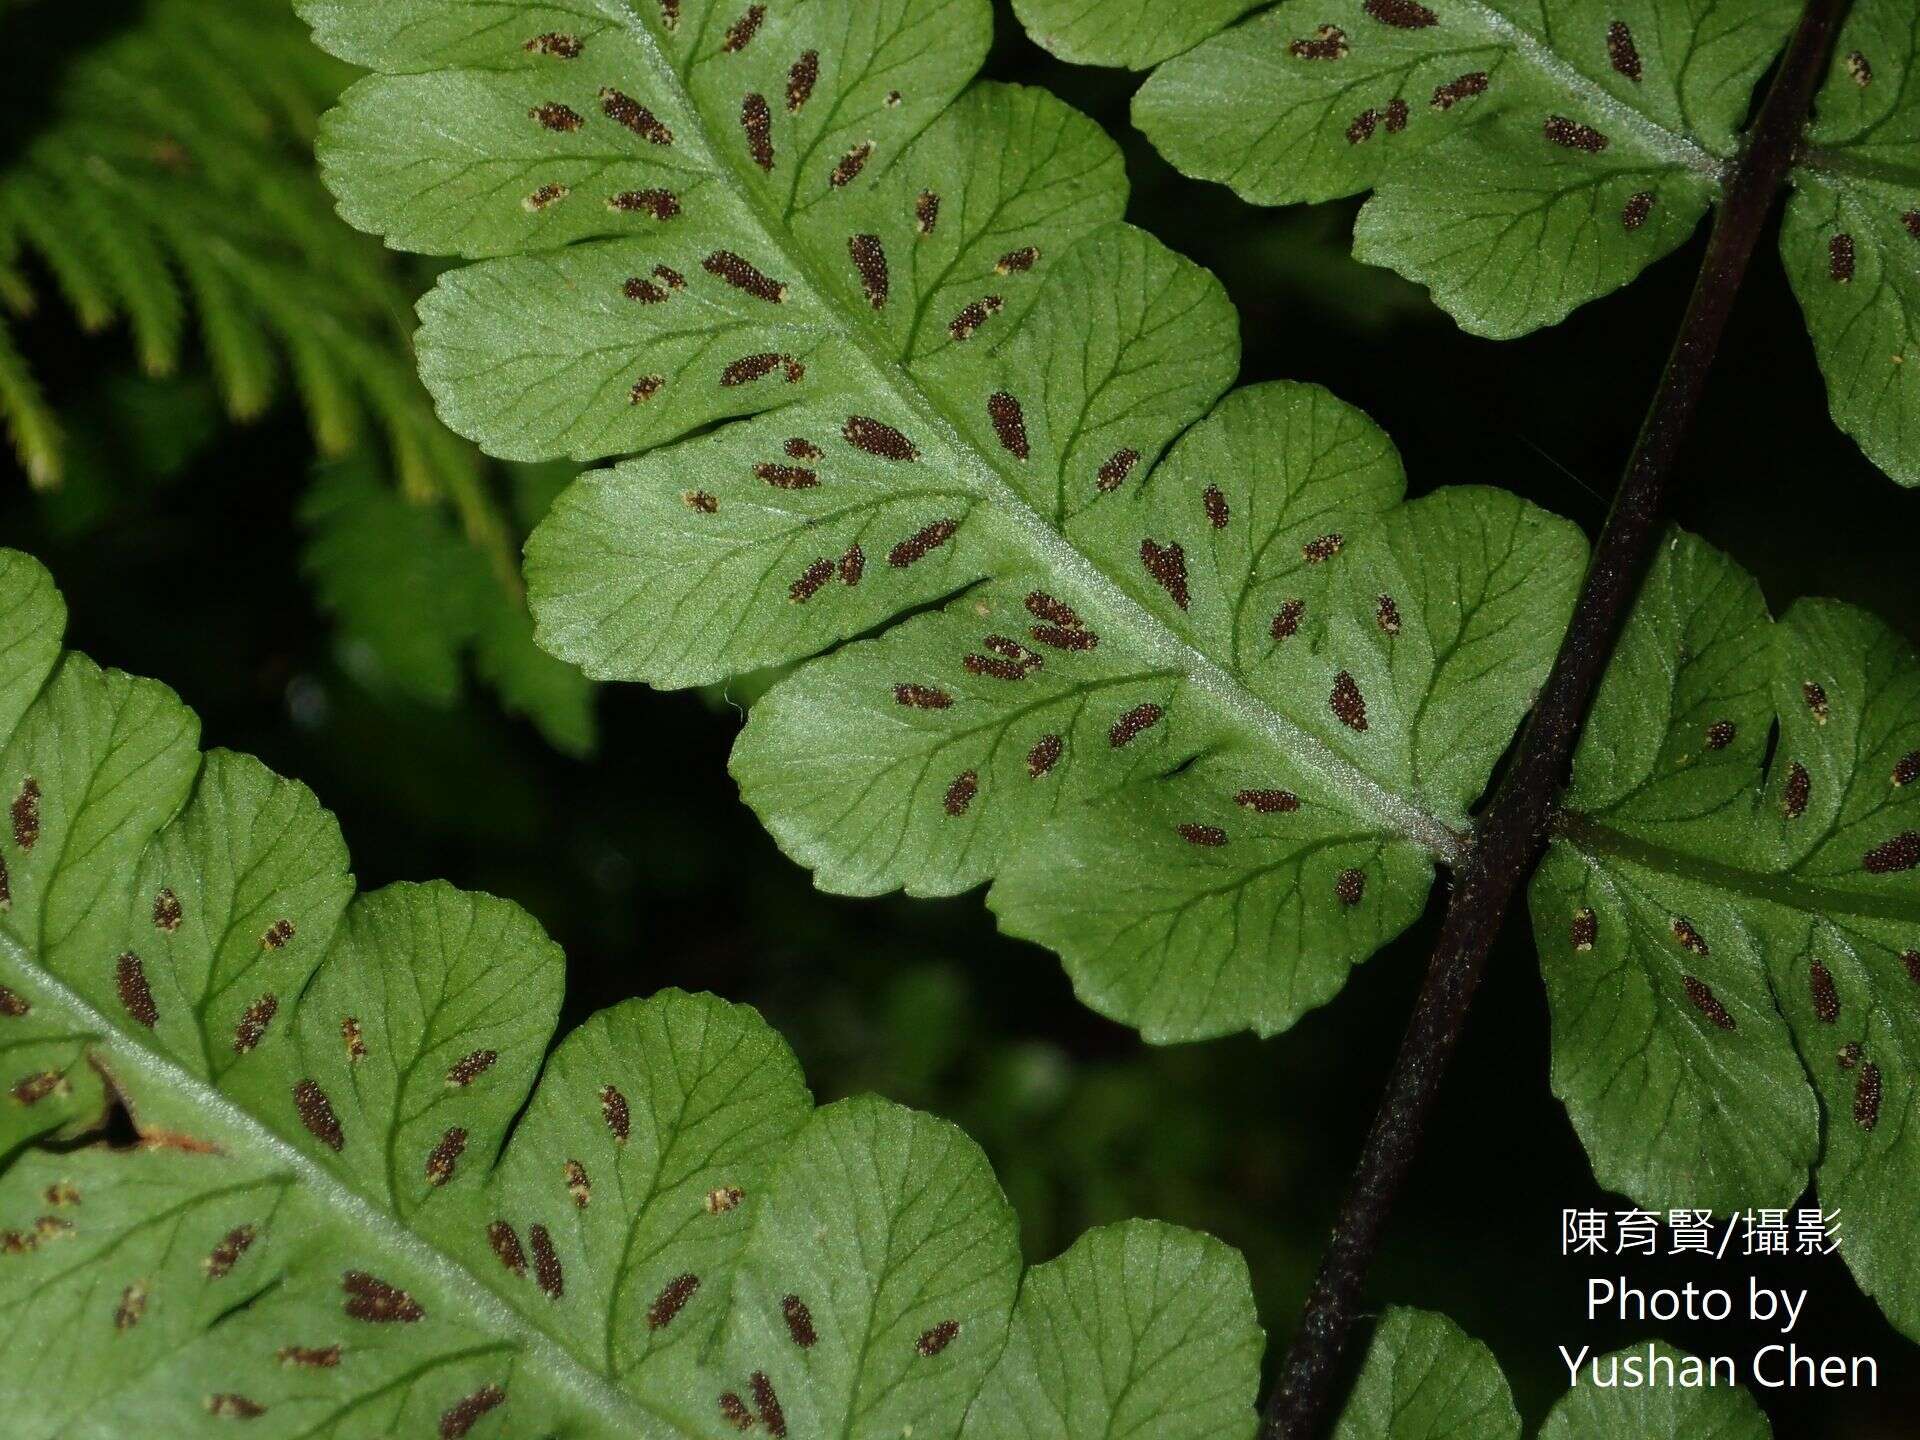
left=1783, top=0, right=1920, bottom=486
left=969, top=456, right=1585, bottom=1040
left=1014, top=0, right=1264, bottom=70
left=1122, top=0, right=1794, bottom=338
left=304, top=0, right=1587, bottom=1042
left=1014, top=0, right=1920, bottom=484
left=1332, top=1307, right=1519, bottom=1440
left=963, top=1220, right=1263, bottom=1440
left=1347, top=115, right=1714, bottom=341
left=1539, top=1343, right=1771, bottom=1440
left=1336, top=1310, right=1771, bottom=1440
left=0, top=550, right=63, bottom=740
left=303, top=461, right=598, bottom=755
left=0, top=547, right=1264, bottom=1438
left=1529, top=531, right=1920, bottom=1341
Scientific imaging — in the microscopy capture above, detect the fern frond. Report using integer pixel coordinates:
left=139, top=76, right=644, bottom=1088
left=1531, top=529, right=1920, bottom=1341
left=303, top=0, right=1588, bottom=1042
left=0, top=0, right=439, bottom=489
left=0, top=320, right=59, bottom=489
left=1015, top=0, right=1920, bottom=488
left=303, top=458, right=598, bottom=755
left=2, top=0, right=598, bottom=749
left=0, top=546, right=1260, bottom=1440
left=1337, top=1308, right=1773, bottom=1440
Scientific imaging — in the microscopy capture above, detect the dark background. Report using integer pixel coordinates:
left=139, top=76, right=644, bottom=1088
left=3, top=4, right=1915, bottom=1435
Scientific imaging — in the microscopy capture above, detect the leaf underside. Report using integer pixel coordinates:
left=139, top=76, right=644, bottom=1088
left=1783, top=0, right=1920, bottom=487
left=303, top=0, right=1588, bottom=1043
left=1528, top=531, right=1920, bottom=1343
left=0, top=547, right=1264, bottom=1438
left=1334, top=1306, right=1772, bottom=1440
left=1331, top=1307, right=1520, bottom=1440
left=1029, top=0, right=1796, bottom=337
left=1014, top=0, right=1920, bottom=488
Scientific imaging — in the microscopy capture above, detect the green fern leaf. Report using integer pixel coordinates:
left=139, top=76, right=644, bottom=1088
left=0, top=0, right=444, bottom=491
left=1783, top=0, right=1920, bottom=486
left=1021, top=0, right=1796, bottom=337
left=1536, top=1347, right=1771, bottom=1440
left=1529, top=531, right=1920, bottom=1341
left=1331, top=1307, right=1520, bottom=1440
left=0, top=324, right=61, bottom=491
left=1337, top=1307, right=1772, bottom=1439
left=0, top=546, right=1263, bottom=1437
left=1, top=0, right=598, bottom=748
left=962, top=1219, right=1261, bottom=1439
left=1015, top=0, right=1920, bottom=487
left=1540, top=1372, right=1770, bottom=1439
left=303, top=460, right=597, bottom=755
left=0, top=550, right=112, bottom=1152
left=304, top=0, right=1588, bottom=1043
left=1019, top=0, right=1265, bottom=70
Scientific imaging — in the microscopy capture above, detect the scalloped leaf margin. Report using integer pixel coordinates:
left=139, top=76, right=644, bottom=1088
left=299, top=0, right=1590, bottom=1043
left=0, top=546, right=1263, bottom=1439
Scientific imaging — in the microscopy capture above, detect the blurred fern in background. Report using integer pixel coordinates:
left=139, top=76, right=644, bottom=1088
left=0, top=0, right=593, bottom=749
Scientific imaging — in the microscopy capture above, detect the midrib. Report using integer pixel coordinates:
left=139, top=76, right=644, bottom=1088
left=611, top=3, right=1468, bottom=863
left=1797, top=147, right=1920, bottom=191
left=0, top=928, right=689, bottom=1440
left=1461, top=1, right=1722, bottom=175
left=1558, top=813, right=1920, bottom=924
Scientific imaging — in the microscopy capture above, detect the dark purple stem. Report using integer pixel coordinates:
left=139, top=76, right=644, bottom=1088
left=1261, top=3, right=1853, bottom=1435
